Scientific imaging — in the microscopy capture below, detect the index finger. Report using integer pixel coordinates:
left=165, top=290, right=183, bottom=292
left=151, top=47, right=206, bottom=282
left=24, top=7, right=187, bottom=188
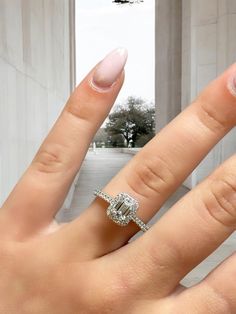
left=0, top=48, right=127, bottom=239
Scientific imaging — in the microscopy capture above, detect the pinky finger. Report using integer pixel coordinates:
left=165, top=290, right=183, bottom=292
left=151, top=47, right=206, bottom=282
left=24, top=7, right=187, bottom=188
left=177, top=253, right=236, bottom=314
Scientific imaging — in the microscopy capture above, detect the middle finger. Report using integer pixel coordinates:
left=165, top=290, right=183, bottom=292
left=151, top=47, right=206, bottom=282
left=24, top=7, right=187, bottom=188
left=56, top=63, right=236, bottom=259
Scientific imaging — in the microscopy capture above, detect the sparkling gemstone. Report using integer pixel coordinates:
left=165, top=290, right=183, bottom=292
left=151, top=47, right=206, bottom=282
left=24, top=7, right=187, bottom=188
left=107, top=193, right=138, bottom=226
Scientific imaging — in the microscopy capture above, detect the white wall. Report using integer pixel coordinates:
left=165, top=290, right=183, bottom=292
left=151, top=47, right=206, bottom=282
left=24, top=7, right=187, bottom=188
left=0, top=0, right=75, bottom=205
left=182, top=0, right=236, bottom=187
left=155, top=0, right=182, bottom=132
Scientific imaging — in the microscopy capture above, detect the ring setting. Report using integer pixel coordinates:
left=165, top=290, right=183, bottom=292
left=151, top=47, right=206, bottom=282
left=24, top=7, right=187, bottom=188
left=94, top=189, right=150, bottom=232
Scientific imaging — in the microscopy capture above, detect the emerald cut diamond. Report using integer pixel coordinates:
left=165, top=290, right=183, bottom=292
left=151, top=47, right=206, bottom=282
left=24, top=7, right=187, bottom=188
left=94, top=189, right=149, bottom=232
left=107, top=192, right=139, bottom=226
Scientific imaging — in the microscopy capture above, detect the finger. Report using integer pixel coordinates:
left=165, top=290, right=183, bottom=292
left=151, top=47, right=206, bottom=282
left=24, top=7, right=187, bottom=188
left=0, top=48, right=127, bottom=239
left=120, top=154, right=235, bottom=297
left=55, top=63, right=236, bottom=258
left=177, top=253, right=236, bottom=313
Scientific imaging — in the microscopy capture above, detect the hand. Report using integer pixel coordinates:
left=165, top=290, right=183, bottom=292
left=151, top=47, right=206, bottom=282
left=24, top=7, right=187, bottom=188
left=0, top=48, right=235, bottom=314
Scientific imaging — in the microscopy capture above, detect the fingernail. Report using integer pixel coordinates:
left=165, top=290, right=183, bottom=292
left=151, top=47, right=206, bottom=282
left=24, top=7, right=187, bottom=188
left=91, top=47, right=128, bottom=91
left=227, top=73, right=236, bottom=97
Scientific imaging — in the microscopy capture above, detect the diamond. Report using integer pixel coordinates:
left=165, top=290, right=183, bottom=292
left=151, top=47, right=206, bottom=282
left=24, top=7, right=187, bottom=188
left=94, top=189, right=149, bottom=232
left=107, top=192, right=138, bottom=226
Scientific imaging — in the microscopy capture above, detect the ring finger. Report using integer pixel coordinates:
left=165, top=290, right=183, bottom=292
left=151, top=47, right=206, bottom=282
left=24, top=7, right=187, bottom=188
left=55, top=62, right=236, bottom=259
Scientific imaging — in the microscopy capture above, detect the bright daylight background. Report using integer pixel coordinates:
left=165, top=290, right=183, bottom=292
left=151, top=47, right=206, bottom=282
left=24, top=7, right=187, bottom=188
left=75, top=0, right=155, bottom=107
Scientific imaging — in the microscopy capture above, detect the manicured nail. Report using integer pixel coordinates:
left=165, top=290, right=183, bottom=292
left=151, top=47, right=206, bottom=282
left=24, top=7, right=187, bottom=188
left=91, top=47, right=128, bottom=91
left=227, top=73, right=236, bottom=97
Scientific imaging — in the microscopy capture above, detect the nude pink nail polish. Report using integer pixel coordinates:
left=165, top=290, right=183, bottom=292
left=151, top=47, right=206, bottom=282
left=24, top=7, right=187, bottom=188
left=91, top=47, right=128, bottom=90
left=233, top=75, right=236, bottom=96
left=227, top=73, right=236, bottom=97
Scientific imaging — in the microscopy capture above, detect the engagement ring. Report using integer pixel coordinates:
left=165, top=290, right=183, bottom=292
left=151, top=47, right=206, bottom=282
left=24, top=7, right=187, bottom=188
left=94, top=189, right=150, bottom=232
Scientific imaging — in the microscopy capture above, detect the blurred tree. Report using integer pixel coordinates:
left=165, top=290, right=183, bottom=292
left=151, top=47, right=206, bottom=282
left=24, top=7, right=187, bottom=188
left=105, top=96, right=155, bottom=147
left=107, top=134, right=124, bottom=148
left=112, top=0, right=144, bottom=4
left=113, top=0, right=129, bottom=3
left=93, top=128, right=108, bottom=148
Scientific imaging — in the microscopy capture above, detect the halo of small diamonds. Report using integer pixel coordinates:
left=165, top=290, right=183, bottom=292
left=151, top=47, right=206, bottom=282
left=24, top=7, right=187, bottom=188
left=107, top=192, right=139, bottom=226
left=94, top=190, right=149, bottom=232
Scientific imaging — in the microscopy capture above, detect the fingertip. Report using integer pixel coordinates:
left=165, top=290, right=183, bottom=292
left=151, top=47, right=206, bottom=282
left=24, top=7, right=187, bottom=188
left=88, top=47, right=128, bottom=93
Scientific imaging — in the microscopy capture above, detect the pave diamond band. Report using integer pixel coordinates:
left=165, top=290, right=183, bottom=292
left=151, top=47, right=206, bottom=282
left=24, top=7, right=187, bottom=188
left=94, top=189, right=150, bottom=232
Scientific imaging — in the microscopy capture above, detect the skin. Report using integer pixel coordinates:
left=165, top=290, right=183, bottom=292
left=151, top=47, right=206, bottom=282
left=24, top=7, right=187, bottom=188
left=0, top=60, right=235, bottom=314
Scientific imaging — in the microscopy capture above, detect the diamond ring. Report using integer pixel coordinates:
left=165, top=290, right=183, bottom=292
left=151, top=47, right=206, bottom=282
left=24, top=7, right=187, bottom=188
left=94, top=189, right=150, bottom=232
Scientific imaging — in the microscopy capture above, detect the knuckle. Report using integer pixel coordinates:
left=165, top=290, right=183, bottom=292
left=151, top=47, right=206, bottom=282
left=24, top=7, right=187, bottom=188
left=127, top=155, right=175, bottom=198
left=100, top=286, right=125, bottom=311
left=196, top=98, right=232, bottom=133
left=74, top=265, right=129, bottom=313
left=32, top=144, right=69, bottom=174
left=99, top=271, right=132, bottom=308
left=202, top=171, right=236, bottom=227
left=65, top=91, right=99, bottom=125
left=204, top=281, right=235, bottom=314
left=65, top=97, right=90, bottom=121
left=145, top=236, right=183, bottom=277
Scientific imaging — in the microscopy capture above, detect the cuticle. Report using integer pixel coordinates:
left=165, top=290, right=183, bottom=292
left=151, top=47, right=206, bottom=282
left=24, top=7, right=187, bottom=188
left=88, top=77, right=117, bottom=94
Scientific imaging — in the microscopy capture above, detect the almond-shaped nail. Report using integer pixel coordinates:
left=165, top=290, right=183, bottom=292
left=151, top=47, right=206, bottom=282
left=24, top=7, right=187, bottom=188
left=92, top=47, right=128, bottom=90
left=227, top=73, right=236, bottom=97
